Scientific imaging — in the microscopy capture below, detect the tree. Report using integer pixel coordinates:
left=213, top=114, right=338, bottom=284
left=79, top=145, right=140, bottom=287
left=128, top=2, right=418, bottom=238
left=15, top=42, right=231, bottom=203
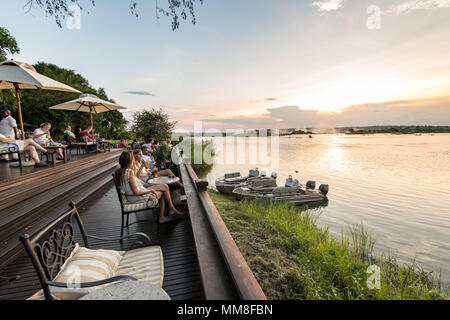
left=0, top=27, right=20, bottom=112
left=0, top=27, right=20, bottom=62
left=24, top=0, right=204, bottom=31
left=131, top=108, right=176, bottom=141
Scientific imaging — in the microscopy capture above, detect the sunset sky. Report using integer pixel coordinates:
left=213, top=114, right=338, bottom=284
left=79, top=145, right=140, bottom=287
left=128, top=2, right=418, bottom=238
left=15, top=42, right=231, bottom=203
left=1, top=0, right=450, bottom=129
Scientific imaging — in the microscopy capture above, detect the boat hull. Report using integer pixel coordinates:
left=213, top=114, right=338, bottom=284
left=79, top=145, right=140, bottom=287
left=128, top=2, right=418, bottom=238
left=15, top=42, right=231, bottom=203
left=215, top=177, right=248, bottom=194
left=215, top=176, right=277, bottom=195
left=232, top=188, right=327, bottom=206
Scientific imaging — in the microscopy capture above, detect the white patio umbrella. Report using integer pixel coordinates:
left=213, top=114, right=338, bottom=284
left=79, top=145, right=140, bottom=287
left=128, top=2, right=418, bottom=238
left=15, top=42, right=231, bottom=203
left=49, top=93, right=127, bottom=128
left=0, top=60, right=81, bottom=140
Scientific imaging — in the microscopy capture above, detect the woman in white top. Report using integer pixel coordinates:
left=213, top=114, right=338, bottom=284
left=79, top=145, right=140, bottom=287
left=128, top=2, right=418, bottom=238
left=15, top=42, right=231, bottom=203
left=0, top=133, right=48, bottom=167
left=115, top=151, right=183, bottom=224
left=132, top=149, right=184, bottom=190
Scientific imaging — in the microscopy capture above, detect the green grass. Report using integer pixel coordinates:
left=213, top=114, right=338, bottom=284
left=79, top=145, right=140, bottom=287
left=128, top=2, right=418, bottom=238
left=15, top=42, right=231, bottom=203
left=209, top=190, right=449, bottom=300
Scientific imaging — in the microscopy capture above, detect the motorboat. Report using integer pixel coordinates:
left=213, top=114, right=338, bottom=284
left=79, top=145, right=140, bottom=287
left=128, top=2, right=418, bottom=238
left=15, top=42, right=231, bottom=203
left=232, top=175, right=329, bottom=206
left=215, top=169, right=277, bottom=194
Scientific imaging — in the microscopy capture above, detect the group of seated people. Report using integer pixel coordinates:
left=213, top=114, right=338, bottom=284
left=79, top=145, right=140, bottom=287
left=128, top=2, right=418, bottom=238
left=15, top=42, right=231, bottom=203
left=143, top=138, right=173, bottom=150
left=0, top=112, right=59, bottom=168
left=65, top=125, right=98, bottom=143
left=117, top=138, right=173, bottom=151
left=115, top=149, right=184, bottom=225
left=0, top=109, right=100, bottom=168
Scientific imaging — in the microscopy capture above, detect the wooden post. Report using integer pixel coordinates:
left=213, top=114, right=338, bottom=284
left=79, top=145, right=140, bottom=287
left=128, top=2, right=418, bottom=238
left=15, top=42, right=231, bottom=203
left=14, top=84, right=25, bottom=141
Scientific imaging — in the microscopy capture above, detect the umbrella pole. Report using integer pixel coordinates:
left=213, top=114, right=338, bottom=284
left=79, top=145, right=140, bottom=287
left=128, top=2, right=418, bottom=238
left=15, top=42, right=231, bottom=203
left=90, top=111, right=93, bottom=129
left=14, top=84, right=25, bottom=141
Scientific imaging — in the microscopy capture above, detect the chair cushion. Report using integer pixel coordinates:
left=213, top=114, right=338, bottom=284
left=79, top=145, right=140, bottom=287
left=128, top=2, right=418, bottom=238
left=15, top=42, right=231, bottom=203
left=28, top=245, right=122, bottom=300
left=121, top=191, right=158, bottom=213
left=28, top=245, right=164, bottom=300
left=122, top=199, right=159, bottom=213
left=117, top=246, right=164, bottom=288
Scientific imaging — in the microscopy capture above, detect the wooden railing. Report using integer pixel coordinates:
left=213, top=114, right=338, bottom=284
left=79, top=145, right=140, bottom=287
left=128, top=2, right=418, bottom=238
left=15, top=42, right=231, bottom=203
left=178, top=158, right=266, bottom=300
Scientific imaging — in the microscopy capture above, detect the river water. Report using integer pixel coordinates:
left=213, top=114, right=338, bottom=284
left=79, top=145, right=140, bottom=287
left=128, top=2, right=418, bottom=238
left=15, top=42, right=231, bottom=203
left=198, top=134, right=450, bottom=284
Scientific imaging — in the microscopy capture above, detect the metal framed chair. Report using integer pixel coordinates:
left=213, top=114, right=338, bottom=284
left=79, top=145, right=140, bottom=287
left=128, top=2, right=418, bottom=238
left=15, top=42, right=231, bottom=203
left=19, top=202, right=157, bottom=300
left=0, top=143, right=23, bottom=169
left=112, top=173, right=160, bottom=238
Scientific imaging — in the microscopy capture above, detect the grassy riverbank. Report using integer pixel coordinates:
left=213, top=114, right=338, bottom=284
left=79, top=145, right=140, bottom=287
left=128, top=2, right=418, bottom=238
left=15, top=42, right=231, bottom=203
left=209, top=190, right=449, bottom=300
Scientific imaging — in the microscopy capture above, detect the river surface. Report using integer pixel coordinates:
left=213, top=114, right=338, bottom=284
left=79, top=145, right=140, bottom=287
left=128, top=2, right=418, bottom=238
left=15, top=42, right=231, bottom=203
left=198, top=134, right=450, bottom=284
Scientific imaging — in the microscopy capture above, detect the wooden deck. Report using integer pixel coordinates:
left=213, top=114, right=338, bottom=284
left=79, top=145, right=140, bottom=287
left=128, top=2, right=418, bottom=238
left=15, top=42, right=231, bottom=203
left=0, top=150, right=110, bottom=183
left=0, top=183, right=204, bottom=300
left=0, top=151, right=122, bottom=267
left=0, top=150, right=265, bottom=301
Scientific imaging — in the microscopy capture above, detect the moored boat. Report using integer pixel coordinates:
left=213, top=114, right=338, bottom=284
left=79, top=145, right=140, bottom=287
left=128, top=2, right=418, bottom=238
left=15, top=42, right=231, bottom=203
left=232, top=176, right=329, bottom=206
left=215, top=169, right=277, bottom=194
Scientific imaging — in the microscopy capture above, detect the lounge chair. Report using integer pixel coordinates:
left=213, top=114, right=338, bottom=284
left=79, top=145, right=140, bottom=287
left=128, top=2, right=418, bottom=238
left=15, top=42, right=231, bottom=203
left=20, top=202, right=164, bottom=300
left=0, top=144, right=23, bottom=169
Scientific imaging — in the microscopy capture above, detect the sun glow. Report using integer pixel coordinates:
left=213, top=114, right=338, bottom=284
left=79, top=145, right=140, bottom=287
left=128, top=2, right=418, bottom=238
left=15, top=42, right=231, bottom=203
left=283, top=74, right=450, bottom=114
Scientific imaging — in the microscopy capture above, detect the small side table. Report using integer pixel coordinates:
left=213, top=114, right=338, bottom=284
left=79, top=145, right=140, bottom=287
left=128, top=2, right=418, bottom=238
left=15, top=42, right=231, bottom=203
left=80, top=281, right=171, bottom=300
left=45, top=145, right=69, bottom=165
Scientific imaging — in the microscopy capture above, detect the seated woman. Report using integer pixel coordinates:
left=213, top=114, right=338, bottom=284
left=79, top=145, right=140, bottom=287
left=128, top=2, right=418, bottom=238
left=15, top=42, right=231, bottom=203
left=132, top=149, right=184, bottom=190
left=115, top=151, right=183, bottom=224
left=0, top=133, right=48, bottom=167
left=74, top=126, right=94, bottom=143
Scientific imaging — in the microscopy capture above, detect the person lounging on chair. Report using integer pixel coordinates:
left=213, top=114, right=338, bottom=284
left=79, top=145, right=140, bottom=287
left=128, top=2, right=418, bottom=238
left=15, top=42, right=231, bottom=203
left=0, top=133, right=48, bottom=167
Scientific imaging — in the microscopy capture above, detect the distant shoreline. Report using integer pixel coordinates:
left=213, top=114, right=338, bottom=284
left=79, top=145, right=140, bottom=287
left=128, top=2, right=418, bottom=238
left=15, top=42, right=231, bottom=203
left=280, top=126, right=450, bottom=136
left=180, top=126, right=450, bottom=137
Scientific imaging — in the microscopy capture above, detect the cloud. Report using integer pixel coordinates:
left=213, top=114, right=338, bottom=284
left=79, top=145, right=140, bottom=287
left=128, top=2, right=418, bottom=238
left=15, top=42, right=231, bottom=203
left=312, top=0, right=344, bottom=11
left=265, top=98, right=278, bottom=101
left=388, top=0, right=450, bottom=14
left=200, top=96, right=450, bottom=129
left=125, top=91, right=155, bottom=96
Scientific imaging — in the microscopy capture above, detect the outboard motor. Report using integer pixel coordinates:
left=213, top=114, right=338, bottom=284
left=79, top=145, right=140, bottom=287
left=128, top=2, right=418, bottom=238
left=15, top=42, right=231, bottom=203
left=249, top=168, right=260, bottom=177
left=285, top=175, right=299, bottom=188
left=306, top=180, right=316, bottom=190
left=319, top=184, right=329, bottom=196
left=271, top=172, right=278, bottom=179
left=260, top=170, right=267, bottom=177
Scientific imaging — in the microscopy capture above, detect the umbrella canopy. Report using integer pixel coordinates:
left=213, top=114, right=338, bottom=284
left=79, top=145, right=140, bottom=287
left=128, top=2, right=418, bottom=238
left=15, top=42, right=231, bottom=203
left=50, top=93, right=127, bottom=128
left=0, top=60, right=81, bottom=139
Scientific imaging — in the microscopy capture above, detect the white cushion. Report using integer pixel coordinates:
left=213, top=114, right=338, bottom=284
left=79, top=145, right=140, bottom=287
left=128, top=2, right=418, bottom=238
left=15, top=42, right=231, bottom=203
left=28, top=245, right=164, bottom=300
left=28, top=245, right=122, bottom=300
left=123, top=200, right=158, bottom=213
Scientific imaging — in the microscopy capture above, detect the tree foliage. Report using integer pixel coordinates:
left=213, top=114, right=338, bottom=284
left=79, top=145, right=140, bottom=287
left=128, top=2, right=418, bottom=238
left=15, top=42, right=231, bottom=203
left=131, top=108, right=176, bottom=142
left=0, top=27, right=20, bottom=62
left=157, top=0, right=204, bottom=31
left=24, top=0, right=204, bottom=30
left=0, top=27, right=20, bottom=114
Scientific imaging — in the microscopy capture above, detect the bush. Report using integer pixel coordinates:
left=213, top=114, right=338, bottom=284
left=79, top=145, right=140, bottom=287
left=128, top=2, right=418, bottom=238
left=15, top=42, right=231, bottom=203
left=152, top=144, right=173, bottom=168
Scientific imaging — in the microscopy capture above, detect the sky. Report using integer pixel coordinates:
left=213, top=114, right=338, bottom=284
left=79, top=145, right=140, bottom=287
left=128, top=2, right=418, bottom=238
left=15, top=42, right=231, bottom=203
left=1, top=0, right=450, bottom=130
